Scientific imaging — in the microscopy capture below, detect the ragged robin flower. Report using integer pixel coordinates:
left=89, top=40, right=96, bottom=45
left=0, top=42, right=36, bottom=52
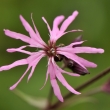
left=0, top=10, right=104, bottom=102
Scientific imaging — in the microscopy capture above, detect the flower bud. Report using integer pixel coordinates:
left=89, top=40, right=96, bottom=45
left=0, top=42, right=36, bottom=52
left=63, top=57, right=89, bottom=75
left=72, top=35, right=82, bottom=47
left=102, top=79, right=110, bottom=94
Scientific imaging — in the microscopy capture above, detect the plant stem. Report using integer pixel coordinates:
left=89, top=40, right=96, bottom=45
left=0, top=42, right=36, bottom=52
left=47, top=86, right=53, bottom=107
left=49, top=67, right=110, bottom=109
left=59, top=87, right=102, bottom=108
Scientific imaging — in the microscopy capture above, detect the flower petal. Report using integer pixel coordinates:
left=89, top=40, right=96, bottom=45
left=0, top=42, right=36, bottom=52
left=57, top=47, right=97, bottom=68
left=55, top=29, right=82, bottom=42
left=40, top=68, right=49, bottom=90
left=54, top=29, right=82, bottom=42
left=27, top=51, right=45, bottom=64
left=52, top=15, right=65, bottom=35
left=7, top=46, right=32, bottom=55
left=31, top=13, right=42, bottom=39
left=0, top=51, right=44, bottom=72
left=9, top=52, right=45, bottom=90
left=4, top=29, right=44, bottom=48
left=40, top=58, right=52, bottom=90
left=56, top=70, right=80, bottom=95
left=42, top=17, right=52, bottom=36
left=10, top=66, right=30, bottom=90
left=50, top=79, right=64, bottom=102
left=59, top=29, right=82, bottom=38
left=69, top=41, right=85, bottom=47
left=20, top=15, right=45, bottom=48
left=47, top=58, right=63, bottom=102
left=58, top=41, right=85, bottom=49
left=73, top=47, right=104, bottom=54
left=27, top=53, right=45, bottom=81
left=70, top=55, right=97, bottom=68
left=20, top=15, right=37, bottom=40
left=60, top=10, right=79, bottom=33
left=31, top=14, right=47, bottom=46
left=70, top=53, right=96, bottom=68
left=0, top=59, right=27, bottom=71
left=27, top=65, right=36, bottom=82
left=4, top=29, right=30, bottom=43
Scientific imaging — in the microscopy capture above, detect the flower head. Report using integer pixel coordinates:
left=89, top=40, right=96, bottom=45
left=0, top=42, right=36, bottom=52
left=0, top=10, right=104, bottom=102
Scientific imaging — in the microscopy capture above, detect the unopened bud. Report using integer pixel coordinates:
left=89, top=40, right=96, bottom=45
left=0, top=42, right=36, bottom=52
left=63, top=57, right=89, bottom=75
left=72, top=35, right=83, bottom=47
left=102, top=79, right=110, bottom=94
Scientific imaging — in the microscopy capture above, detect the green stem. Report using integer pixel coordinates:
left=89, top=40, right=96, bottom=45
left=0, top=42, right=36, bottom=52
left=47, top=87, right=53, bottom=107
left=59, top=87, right=102, bottom=108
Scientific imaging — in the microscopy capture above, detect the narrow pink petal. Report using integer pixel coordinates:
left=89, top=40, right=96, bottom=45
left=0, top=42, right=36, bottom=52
left=52, top=15, right=65, bottom=35
left=55, top=29, right=82, bottom=42
left=27, top=53, right=45, bottom=81
left=40, top=69, right=49, bottom=90
left=9, top=52, right=45, bottom=90
left=57, top=47, right=97, bottom=68
left=29, top=39, right=46, bottom=48
left=31, top=13, right=41, bottom=39
left=58, top=29, right=82, bottom=38
left=56, top=71, right=80, bottom=95
left=60, top=11, right=79, bottom=33
left=51, top=79, right=64, bottom=102
left=0, top=59, right=27, bottom=71
left=7, top=46, right=32, bottom=55
left=4, top=29, right=30, bottom=43
left=20, top=15, right=45, bottom=48
left=57, top=41, right=84, bottom=50
left=31, top=14, right=47, bottom=46
left=4, top=29, right=44, bottom=48
left=20, top=15, right=36, bottom=40
left=48, top=58, right=64, bottom=102
left=40, top=58, right=55, bottom=90
left=27, top=65, right=36, bottom=82
left=57, top=47, right=75, bottom=52
left=0, top=51, right=44, bottom=72
left=73, top=47, right=104, bottom=54
left=27, top=51, right=45, bottom=64
left=42, top=17, right=52, bottom=35
left=67, top=41, right=85, bottom=47
left=69, top=55, right=97, bottom=68
left=10, top=66, right=30, bottom=90
left=40, top=58, right=52, bottom=90
left=49, top=60, right=56, bottom=79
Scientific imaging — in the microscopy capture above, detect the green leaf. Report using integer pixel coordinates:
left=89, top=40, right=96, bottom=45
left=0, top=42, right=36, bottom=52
left=12, top=89, right=48, bottom=109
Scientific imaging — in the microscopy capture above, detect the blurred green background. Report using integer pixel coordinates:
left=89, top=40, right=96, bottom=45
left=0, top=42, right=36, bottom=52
left=0, top=0, right=110, bottom=110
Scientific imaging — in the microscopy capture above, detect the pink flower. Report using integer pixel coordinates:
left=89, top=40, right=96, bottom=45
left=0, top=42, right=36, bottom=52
left=0, top=11, right=104, bottom=102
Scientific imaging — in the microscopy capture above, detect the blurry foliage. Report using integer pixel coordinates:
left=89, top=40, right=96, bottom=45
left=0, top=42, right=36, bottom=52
left=0, top=0, right=110, bottom=110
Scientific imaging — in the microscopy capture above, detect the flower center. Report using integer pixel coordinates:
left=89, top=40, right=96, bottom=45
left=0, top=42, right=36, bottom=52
left=47, top=47, right=56, bottom=56
left=44, top=41, right=64, bottom=62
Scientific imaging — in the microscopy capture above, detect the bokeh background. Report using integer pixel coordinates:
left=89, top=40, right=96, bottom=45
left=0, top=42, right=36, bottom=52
left=0, top=0, right=110, bottom=110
